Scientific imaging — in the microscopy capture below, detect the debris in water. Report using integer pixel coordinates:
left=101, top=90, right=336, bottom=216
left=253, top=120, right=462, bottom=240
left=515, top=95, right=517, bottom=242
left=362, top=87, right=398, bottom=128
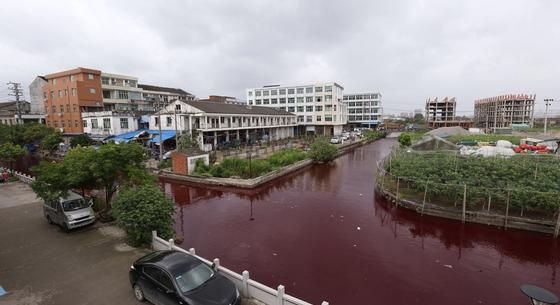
left=273, top=253, right=278, bottom=256
left=444, top=264, right=453, bottom=269
left=357, top=226, right=361, bottom=230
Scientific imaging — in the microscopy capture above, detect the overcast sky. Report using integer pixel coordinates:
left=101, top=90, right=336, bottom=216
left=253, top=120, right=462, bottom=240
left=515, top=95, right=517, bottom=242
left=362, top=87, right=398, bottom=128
left=1, top=0, right=559, bottom=115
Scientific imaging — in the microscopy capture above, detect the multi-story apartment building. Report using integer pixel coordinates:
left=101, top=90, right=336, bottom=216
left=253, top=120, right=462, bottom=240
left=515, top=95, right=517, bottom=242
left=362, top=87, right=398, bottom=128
left=139, top=84, right=194, bottom=104
left=425, top=97, right=472, bottom=129
left=29, top=76, right=48, bottom=114
left=343, top=92, right=383, bottom=128
left=246, top=82, right=346, bottom=136
left=41, top=67, right=194, bottom=135
left=474, top=94, right=535, bottom=132
left=43, top=68, right=104, bottom=134
left=82, top=111, right=140, bottom=137
left=150, top=100, right=297, bottom=150
left=101, top=73, right=146, bottom=111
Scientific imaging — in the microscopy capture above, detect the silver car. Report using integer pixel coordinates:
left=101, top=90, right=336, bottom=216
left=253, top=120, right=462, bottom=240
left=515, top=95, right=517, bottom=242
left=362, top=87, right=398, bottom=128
left=43, top=192, right=96, bottom=232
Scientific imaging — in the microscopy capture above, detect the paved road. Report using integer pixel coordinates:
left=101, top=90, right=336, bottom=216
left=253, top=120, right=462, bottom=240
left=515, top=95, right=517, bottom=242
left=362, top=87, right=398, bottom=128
left=0, top=182, right=148, bottom=305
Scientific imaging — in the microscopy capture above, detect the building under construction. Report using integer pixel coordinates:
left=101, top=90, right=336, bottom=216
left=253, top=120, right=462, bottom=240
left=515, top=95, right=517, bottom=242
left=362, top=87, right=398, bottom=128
left=425, top=97, right=472, bottom=129
left=474, top=94, right=535, bottom=132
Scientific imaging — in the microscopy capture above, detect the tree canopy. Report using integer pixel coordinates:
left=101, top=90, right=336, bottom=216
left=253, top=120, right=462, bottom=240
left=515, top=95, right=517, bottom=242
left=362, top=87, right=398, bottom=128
left=0, top=142, right=27, bottom=170
left=31, top=142, right=148, bottom=207
left=70, top=134, right=94, bottom=148
left=309, top=138, right=337, bottom=162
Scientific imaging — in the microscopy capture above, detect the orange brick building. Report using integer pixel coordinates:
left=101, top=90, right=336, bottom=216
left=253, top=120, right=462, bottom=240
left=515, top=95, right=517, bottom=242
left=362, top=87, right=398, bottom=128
left=43, top=67, right=104, bottom=134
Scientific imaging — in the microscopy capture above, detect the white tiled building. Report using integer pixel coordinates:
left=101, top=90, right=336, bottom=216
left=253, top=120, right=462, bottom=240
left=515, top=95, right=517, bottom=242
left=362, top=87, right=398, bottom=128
left=82, top=111, right=139, bottom=137
left=246, top=82, right=347, bottom=136
left=150, top=100, right=297, bottom=150
left=343, top=92, right=383, bottom=128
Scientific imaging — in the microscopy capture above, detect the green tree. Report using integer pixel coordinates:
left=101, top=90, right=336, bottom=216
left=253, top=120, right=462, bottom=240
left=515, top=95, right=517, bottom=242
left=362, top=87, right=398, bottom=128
left=177, top=132, right=199, bottom=151
left=0, top=142, right=27, bottom=171
left=31, top=161, right=69, bottom=203
left=42, top=132, right=63, bottom=152
left=63, top=146, right=97, bottom=196
left=398, top=133, right=412, bottom=146
left=92, top=142, right=147, bottom=207
left=70, top=134, right=94, bottom=148
left=22, top=123, right=57, bottom=144
left=112, top=184, right=175, bottom=246
left=309, top=138, right=337, bottom=162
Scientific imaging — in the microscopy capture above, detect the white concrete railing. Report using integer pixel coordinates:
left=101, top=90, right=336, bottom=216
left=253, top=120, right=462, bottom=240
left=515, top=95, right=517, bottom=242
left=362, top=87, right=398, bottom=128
left=152, top=231, right=329, bottom=305
left=0, top=167, right=36, bottom=184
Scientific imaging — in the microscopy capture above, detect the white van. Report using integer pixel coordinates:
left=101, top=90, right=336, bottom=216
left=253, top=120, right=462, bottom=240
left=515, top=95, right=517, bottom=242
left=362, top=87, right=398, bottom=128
left=42, top=192, right=96, bottom=232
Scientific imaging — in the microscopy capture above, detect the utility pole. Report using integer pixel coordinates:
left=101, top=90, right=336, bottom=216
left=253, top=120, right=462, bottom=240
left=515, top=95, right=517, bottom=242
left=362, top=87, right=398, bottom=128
left=544, top=98, right=554, bottom=135
left=7, top=82, right=24, bottom=124
left=156, top=97, right=164, bottom=158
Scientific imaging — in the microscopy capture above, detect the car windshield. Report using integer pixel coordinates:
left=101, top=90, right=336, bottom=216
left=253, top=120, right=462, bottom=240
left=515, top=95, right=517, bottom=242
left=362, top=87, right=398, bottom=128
left=62, top=199, right=88, bottom=212
left=175, top=263, right=215, bottom=293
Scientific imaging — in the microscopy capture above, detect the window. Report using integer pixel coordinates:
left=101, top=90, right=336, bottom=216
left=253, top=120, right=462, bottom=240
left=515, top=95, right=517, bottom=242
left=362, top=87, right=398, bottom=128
left=287, top=88, right=295, bottom=94
left=50, top=91, right=54, bottom=98
left=325, top=95, right=332, bottom=101
left=43, top=92, right=47, bottom=99
left=316, top=115, right=322, bottom=122
left=166, top=117, right=172, bottom=127
left=349, top=102, right=355, bottom=107
left=118, top=90, right=128, bottom=99
left=54, top=121, right=58, bottom=127
left=279, top=89, right=286, bottom=95
left=83, top=120, right=87, bottom=127
left=297, top=115, right=304, bottom=122
left=305, top=96, right=313, bottom=103
left=255, top=99, right=262, bottom=105
left=89, top=88, right=96, bottom=94
left=325, top=105, right=332, bottom=111
left=58, top=90, right=62, bottom=97
left=288, top=106, right=295, bottom=112
left=64, top=89, right=68, bottom=96
left=51, top=106, right=56, bottom=113
left=91, top=119, right=98, bottom=128
left=263, top=99, right=270, bottom=104
left=306, top=106, right=313, bottom=112
left=315, top=106, right=323, bottom=111
left=70, top=75, right=75, bottom=82
left=154, top=117, right=159, bottom=126
left=120, top=118, right=129, bottom=128
left=315, top=86, right=323, bottom=93
left=297, top=87, right=304, bottom=94
left=271, top=89, right=278, bottom=95
left=143, top=266, right=174, bottom=291
left=297, top=97, right=304, bottom=103
left=271, top=98, right=278, bottom=104
left=103, top=118, right=111, bottom=128
left=316, top=97, right=322, bottom=102
left=288, top=98, right=295, bottom=104
left=325, top=115, right=333, bottom=122
left=101, top=77, right=109, bottom=85
left=356, top=102, right=363, bottom=107
left=325, top=86, right=332, bottom=92
left=88, top=74, right=94, bottom=80
left=60, top=105, right=64, bottom=113
left=74, top=120, right=79, bottom=127
left=103, top=90, right=111, bottom=98
left=66, top=104, right=70, bottom=112
left=305, top=87, right=313, bottom=94
left=306, top=116, right=312, bottom=122
left=279, top=98, right=286, bottom=104
left=248, top=100, right=253, bottom=105
left=53, top=79, right=57, bottom=85
left=61, top=120, right=65, bottom=127
left=72, top=88, right=76, bottom=96
left=297, top=106, right=304, bottom=112
left=175, top=104, right=181, bottom=111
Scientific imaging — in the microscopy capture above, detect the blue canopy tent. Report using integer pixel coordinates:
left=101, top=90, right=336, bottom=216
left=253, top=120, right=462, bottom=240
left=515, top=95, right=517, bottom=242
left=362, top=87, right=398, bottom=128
left=109, top=129, right=150, bottom=144
left=149, top=130, right=177, bottom=145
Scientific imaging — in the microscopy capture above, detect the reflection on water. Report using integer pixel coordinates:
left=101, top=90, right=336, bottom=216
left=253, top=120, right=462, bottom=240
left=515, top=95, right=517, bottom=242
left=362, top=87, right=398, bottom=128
left=161, top=139, right=559, bottom=305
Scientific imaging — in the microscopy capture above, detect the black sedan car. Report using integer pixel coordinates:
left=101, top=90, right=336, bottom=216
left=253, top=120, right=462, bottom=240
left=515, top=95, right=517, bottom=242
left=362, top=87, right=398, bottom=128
left=129, top=250, right=241, bottom=305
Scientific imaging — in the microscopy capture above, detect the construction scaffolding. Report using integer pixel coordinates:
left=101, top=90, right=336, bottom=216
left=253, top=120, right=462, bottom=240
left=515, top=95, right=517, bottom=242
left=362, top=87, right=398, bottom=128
left=474, top=94, right=535, bottom=132
left=425, top=97, right=472, bottom=129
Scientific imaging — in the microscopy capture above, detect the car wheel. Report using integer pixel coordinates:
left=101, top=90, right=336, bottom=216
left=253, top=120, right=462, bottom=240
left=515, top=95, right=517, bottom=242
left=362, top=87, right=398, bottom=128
left=46, top=215, right=53, bottom=225
left=133, top=284, right=146, bottom=302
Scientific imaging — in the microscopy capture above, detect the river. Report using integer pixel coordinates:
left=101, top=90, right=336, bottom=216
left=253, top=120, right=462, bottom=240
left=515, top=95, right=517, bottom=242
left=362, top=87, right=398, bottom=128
left=160, top=138, right=559, bottom=305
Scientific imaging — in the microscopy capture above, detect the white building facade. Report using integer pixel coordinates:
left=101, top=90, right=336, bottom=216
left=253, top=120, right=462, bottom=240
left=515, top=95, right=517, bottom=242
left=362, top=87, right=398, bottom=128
left=150, top=100, right=297, bottom=150
left=246, top=82, right=347, bottom=136
left=343, top=92, right=383, bottom=128
left=82, top=111, right=139, bottom=137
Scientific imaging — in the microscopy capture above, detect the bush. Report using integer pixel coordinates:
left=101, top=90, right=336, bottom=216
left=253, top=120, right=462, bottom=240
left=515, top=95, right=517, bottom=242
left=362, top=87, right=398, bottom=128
left=193, top=158, right=210, bottom=175
left=70, top=134, right=93, bottom=148
left=267, top=148, right=307, bottom=168
left=362, top=130, right=386, bottom=141
left=309, top=138, right=337, bottom=162
left=398, top=133, right=412, bottom=146
left=158, top=159, right=171, bottom=169
left=112, top=184, right=175, bottom=246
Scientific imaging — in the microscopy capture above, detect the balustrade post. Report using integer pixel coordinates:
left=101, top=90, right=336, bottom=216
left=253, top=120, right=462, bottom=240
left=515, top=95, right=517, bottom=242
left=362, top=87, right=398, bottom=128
left=168, top=239, right=175, bottom=250
left=242, top=270, right=250, bottom=297
left=277, top=285, right=285, bottom=305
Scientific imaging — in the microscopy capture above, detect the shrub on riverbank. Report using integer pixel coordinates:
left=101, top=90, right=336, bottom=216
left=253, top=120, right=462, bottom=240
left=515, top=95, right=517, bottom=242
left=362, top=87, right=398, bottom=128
left=309, top=138, right=337, bottom=162
left=193, top=148, right=307, bottom=179
left=362, top=130, right=386, bottom=141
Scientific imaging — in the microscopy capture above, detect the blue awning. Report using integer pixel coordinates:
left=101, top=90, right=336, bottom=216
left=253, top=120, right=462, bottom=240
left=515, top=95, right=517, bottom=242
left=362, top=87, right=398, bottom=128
left=111, top=129, right=149, bottom=143
left=149, top=130, right=176, bottom=144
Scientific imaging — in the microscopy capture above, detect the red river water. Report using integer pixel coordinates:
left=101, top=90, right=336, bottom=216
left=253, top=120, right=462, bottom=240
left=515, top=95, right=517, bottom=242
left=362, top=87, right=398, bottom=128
left=160, top=139, right=559, bottom=305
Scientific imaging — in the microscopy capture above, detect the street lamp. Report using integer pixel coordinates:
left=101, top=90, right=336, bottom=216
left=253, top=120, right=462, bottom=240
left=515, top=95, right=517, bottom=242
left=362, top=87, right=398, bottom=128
left=521, top=284, right=559, bottom=305
left=544, top=98, right=555, bottom=135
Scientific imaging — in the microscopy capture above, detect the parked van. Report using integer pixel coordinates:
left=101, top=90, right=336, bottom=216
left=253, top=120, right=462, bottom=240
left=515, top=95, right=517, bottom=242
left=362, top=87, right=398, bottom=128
left=43, top=192, right=96, bottom=232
